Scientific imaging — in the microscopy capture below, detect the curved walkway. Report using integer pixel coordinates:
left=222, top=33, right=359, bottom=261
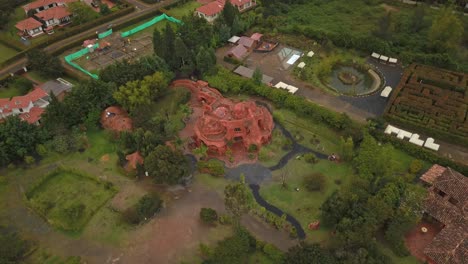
left=249, top=184, right=306, bottom=239
left=224, top=121, right=328, bottom=240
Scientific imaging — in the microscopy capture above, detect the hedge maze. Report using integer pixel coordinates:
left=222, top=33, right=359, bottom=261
left=385, top=64, right=468, bottom=146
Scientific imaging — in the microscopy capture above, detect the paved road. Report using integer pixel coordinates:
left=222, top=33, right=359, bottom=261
left=0, top=0, right=174, bottom=78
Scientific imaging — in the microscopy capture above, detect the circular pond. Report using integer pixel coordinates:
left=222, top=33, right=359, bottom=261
left=329, top=66, right=382, bottom=96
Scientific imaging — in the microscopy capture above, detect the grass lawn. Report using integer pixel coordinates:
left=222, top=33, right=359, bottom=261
left=273, top=109, right=342, bottom=154
left=27, top=169, right=116, bottom=232
left=260, top=158, right=355, bottom=243
left=258, top=127, right=290, bottom=168
left=0, top=86, right=22, bottom=98
left=377, top=242, right=420, bottom=264
left=0, top=43, right=18, bottom=64
left=25, top=71, right=52, bottom=84
left=166, top=0, right=202, bottom=18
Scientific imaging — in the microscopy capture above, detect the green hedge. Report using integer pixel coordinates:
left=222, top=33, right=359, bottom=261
left=372, top=131, right=468, bottom=175
left=384, top=114, right=468, bottom=148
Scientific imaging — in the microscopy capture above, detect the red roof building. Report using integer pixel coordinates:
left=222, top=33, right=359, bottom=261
left=172, top=79, right=273, bottom=155
left=23, top=0, right=76, bottom=13
left=227, top=44, right=248, bottom=60
left=15, top=17, right=44, bottom=37
left=196, top=0, right=256, bottom=22
left=100, top=106, right=133, bottom=132
left=417, top=166, right=468, bottom=264
left=34, top=6, right=71, bottom=28
left=125, top=151, right=144, bottom=171
left=0, top=87, right=50, bottom=124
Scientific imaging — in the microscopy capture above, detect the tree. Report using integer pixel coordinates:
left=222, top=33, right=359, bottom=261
left=205, top=228, right=255, bottom=264
left=113, top=72, right=169, bottom=112
left=224, top=175, right=252, bottom=221
left=0, top=226, right=30, bottom=263
left=304, top=173, right=326, bottom=192
left=374, top=12, right=393, bottom=40
left=144, top=145, right=189, bottom=184
left=68, top=2, right=99, bottom=25
left=163, top=23, right=176, bottom=68
left=100, top=55, right=170, bottom=87
left=428, top=6, right=463, bottom=52
left=200, top=208, right=218, bottom=224
left=99, top=3, right=111, bottom=15
left=10, top=77, right=33, bottom=95
left=196, top=46, right=216, bottom=76
left=221, top=0, right=238, bottom=27
left=153, top=29, right=164, bottom=57
left=136, top=194, right=163, bottom=220
left=0, top=116, right=47, bottom=167
left=42, top=80, right=116, bottom=131
left=252, top=67, right=262, bottom=85
left=339, top=136, right=354, bottom=161
left=174, top=37, right=193, bottom=73
left=285, top=243, right=336, bottom=264
left=27, top=49, right=64, bottom=78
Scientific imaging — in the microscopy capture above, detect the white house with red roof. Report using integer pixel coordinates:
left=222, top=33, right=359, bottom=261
left=22, top=0, right=76, bottom=14
left=16, top=0, right=76, bottom=37
left=196, top=0, right=256, bottom=22
left=0, top=87, right=50, bottom=125
left=34, top=6, right=72, bottom=28
left=15, top=17, right=44, bottom=38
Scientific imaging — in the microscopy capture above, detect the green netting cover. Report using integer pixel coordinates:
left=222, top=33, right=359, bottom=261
left=98, top=29, right=113, bottom=39
left=120, top=13, right=182, bottom=38
left=64, top=44, right=100, bottom=79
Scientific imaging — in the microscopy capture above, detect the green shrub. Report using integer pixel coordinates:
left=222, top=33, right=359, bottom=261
left=303, top=153, right=318, bottom=164
left=197, top=159, right=225, bottom=177
left=248, top=144, right=258, bottom=152
left=304, top=173, right=327, bottom=192
left=200, top=208, right=218, bottom=224
left=135, top=194, right=163, bottom=220
left=408, top=159, right=423, bottom=174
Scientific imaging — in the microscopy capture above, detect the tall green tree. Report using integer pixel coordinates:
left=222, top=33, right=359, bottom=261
left=339, top=136, right=354, bottom=161
left=428, top=6, right=464, bottom=52
left=113, top=72, right=169, bottom=112
left=224, top=175, right=253, bottom=221
left=27, top=49, right=64, bottom=78
left=144, top=145, right=188, bottom=184
left=221, top=0, right=239, bottom=27
left=0, top=117, right=47, bottom=166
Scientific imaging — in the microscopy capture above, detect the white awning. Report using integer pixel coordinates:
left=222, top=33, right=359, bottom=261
left=371, top=52, right=380, bottom=59
left=287, top=85, right=299, bottom=94
left=274, top=82, right=288, bottom=89
left=380, top=86, right=392, bottom=97
left=388, top=57, right=397, bottom=63
left=286, top=54, right=301, bottom=65
left=380, top=55, right=389, bottom=62
left=297, top=62, right=306, bottom=68
left=307, top=51, right=314, bottom=57
left=228, top=36, right=240, bottom=44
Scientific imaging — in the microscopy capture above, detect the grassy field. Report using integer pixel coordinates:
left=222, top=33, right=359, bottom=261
left=166, top=0, right=202, bottom=18
left=273, top=109, right=342, bottom=154
left=0, top=43, right=18, bottom=64
left=260, top=158, right=354, bottom=244
left=27, top=169, right=116, bottom=232
left=258, top=127, right=290, bottom=167
left=0, top=85, right=22, bottom=98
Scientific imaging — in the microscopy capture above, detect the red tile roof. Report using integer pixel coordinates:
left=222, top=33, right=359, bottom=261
left=125, top=151, right=144, bottom=171
left=420, top=164, right=447, bottom=184
left=35, top=6, right=71, bottom=21
left=238, top=36, right=255, bottom=48
left=20, top=107, right=45, bottom=124
left=196, top=0, right=225, bottom=16
left=228, top=44, right=248, bottom=59
left=230, top=0, right=252, bottom=7
left=23, top=0, right=57, bottom=12
left=250, top=32, right=263, bottom=41
left=15, top=17, right=43, bottom=31
left=0, top=87, right=48, bottom=113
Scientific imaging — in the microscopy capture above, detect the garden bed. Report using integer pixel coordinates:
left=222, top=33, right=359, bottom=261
left=26, top=167, right=116, bottom=232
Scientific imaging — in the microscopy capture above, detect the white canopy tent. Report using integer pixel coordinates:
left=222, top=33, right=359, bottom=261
left=380, top=86, right=392, bottom=98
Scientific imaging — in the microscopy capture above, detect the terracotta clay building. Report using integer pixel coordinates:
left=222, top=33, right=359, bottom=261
left=418, top=165, right=467, bottom=264
left=173, top=79, right=273, bottom=155
left=100, top=106, right=133, bottom=132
